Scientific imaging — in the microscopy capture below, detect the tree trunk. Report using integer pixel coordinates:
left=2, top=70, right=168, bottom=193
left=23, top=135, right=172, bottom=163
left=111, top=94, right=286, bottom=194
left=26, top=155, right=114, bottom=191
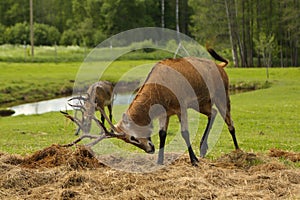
left=225, top=0, right=239, bottom=67
left=256, top=0, right=261, bottom=67
left=161, top=0, right=165, bottom=28
left=176, top=0, right=180, bottom=36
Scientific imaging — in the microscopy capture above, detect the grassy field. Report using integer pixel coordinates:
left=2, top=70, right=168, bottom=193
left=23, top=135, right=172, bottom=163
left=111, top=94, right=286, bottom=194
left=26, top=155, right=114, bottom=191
left=0, top=62, right=299, bottom=167
left=0, top=60, right=156, bottom=107
left=0, top=45, right=174, bottom=63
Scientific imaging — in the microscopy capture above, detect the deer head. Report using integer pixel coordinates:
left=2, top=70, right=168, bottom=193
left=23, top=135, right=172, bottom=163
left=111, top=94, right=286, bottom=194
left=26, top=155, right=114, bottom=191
left=62, top=96, right=155, bottom=154
left=114, top=112, right=155, bottom=154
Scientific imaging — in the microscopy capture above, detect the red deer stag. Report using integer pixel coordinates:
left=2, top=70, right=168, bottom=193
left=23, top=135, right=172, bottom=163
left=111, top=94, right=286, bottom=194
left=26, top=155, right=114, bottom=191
left=71, top=81, right=114, bottom=135
left=63, top=48, right=239, bottom=166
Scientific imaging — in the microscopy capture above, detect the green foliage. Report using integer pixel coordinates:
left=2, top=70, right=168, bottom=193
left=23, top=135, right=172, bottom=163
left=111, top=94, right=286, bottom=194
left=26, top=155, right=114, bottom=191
left=189, top=0, right=300, bottom=67
left=0, top=24, right=6, bottom=45
left=34, top=23, right=61, bottom=46
left=3, top=22, right=61, bottom=46
left=4, top=22, right=30, bottom=45
left=0, top=0, right=299, bottom=66
left=254, top=32, right=278, bottom=67
left=60, top=30, right=81, bottom=46
left=93, top=30, right=107, bottom=46
left=189, top=0, right=228, bottom=46
left=100, top=0, right=157, bottom=35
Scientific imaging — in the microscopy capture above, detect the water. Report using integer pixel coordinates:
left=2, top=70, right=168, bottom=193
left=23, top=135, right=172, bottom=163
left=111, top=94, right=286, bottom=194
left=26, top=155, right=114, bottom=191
left=9, top=89, right=253, bottom=117
left=10, top=93, right=134, bottom=116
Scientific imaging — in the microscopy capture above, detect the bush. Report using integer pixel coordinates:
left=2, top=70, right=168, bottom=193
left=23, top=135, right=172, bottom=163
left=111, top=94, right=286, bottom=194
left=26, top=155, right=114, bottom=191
left=60, top=29, right=81, bottom=46
left=34, top=23, right=61, bottom=45
left=4, top=22, right=30, bottom=44
left=0, top=24, right=6, bottom=44
left=93, top=30, right=107, bottom=46
left=4, top=22, right=61, bottom=46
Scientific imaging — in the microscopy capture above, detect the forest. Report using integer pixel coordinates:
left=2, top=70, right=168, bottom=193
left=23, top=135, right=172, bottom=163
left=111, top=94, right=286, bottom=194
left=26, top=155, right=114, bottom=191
left=0, top=0, right=299, bottom=67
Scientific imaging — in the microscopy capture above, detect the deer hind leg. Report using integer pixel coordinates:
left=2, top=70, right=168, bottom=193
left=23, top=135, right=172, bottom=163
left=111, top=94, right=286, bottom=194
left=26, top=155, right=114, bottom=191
left=216, top=99, right=239, bottom=150
left=199, top=105, right=217, bottom=158
left=178, top=111, right=198, bottom=166
left=157, top=115, right=169, bottom=165
left=225, top=112, right=239, bottom=150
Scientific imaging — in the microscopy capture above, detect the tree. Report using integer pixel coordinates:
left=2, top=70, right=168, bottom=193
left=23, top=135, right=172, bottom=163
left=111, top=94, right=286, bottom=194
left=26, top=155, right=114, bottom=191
left=254, top=32, right=278, bottom=78
left=224, top=0, right=240, bottom=67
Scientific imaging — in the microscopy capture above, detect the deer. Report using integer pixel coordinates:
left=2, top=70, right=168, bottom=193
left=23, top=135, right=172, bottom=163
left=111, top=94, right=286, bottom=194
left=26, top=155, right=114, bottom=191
left=70, top=81, right=114, bottom=135
left=62, top=47, right=239, bottom=166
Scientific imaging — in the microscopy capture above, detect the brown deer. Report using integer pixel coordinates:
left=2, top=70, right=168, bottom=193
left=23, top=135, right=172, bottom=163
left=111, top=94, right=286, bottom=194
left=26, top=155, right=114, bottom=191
left=72, top=81, right=114, bottom=135
left=63, top=48, right=239, bottom=166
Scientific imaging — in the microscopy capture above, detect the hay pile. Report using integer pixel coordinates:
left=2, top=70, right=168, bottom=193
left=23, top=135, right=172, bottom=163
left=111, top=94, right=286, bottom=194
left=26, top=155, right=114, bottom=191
left=0, top=145, right=299, bottom=199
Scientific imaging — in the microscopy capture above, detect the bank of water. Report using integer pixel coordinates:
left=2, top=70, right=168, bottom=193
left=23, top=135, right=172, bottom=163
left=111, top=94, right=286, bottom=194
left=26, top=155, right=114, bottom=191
left=9, top=93, right=134, bottom=116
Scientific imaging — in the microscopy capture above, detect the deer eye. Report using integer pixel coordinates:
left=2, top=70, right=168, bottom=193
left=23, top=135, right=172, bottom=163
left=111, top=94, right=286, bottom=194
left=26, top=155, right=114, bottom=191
left=129, top=136, right=140, bottom=144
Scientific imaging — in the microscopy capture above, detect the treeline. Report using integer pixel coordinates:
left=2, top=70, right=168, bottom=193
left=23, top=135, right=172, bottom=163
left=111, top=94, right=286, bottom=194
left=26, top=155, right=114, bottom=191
left=190, top=0, right=299, bottom=67
left=0, top=0, right=190, bottom=46
left=0, top=0, right=299, bottom=67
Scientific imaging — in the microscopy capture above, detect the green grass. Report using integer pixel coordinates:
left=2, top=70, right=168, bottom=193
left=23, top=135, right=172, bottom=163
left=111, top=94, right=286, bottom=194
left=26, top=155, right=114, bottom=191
left=0, top=60, right=270, bottom=108
left=209, top=68, right=300, bottom=157
left=0, top=62, right=79, bottom=107
left=0, top=65, right=299, bottom=166
left=0, top=60, right=155, bottom=107
left=0, top=45, right=174, bottom=63
left=0, top=45, right=88, bottom=63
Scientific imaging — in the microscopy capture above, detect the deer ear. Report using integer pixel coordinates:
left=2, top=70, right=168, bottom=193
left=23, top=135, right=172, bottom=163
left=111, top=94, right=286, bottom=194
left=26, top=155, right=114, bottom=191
left=122, top=113, right=129, bottom=124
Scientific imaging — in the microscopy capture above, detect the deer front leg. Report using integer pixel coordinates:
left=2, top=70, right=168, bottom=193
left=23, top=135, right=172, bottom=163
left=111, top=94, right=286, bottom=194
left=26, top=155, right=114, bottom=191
left=108, top=104, right=113, bottom=122
left=157, top=115, right=169, bottom=165
left=178, top=112, right=198, bottom=166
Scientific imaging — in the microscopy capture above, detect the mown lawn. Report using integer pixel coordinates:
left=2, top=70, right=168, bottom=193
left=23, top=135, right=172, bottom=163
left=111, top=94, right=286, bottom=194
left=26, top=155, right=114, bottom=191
left=0, top=65, right=299, bottom=166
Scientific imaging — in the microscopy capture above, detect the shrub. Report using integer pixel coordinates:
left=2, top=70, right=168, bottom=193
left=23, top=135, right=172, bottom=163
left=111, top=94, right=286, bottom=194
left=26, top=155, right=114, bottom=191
left=34, top=23, right=61, bottom=46
left=4, top=22, right=61, bottom=46
left=60, top=29, right=81, bottom=46
left=4, top=22, right=30, bottom=44
left=0, top=24, right=6, bottom=44
left=93, top=30, right=107, bottom=47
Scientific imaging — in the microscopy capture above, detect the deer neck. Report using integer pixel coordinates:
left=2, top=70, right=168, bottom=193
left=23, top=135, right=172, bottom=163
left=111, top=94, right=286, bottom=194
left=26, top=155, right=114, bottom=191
left=127, top=90, right=160, bottom=126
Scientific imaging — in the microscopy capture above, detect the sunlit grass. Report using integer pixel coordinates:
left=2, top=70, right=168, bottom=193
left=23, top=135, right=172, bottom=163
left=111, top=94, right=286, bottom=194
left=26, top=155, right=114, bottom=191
left=0, top=67, right=299, bottom=163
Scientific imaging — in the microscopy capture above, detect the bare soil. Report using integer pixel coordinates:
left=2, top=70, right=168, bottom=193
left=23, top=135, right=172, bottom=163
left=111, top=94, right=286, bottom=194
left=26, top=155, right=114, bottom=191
left=0, top=145, right=299, bottom=200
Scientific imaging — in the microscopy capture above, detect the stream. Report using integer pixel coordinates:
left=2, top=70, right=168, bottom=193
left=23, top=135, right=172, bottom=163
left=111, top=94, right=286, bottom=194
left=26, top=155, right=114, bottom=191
left=7, top=88, right=256, bottom=117
left=9, top=93, right=134, bottom=116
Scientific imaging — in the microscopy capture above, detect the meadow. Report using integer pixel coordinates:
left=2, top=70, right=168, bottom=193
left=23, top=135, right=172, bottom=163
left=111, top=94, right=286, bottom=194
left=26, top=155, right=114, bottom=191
left=0, top=60, right=299, bottom=162
left=0, top=56, right=299, bottom=199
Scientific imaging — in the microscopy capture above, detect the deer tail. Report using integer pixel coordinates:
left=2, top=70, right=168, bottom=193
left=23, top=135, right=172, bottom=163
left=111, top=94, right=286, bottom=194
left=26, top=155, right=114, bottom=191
left=206, top=45, right=229, bottom=68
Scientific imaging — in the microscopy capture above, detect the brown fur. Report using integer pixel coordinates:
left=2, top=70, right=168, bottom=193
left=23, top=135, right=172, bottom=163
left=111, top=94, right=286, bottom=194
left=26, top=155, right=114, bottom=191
left=78, top=81, right=114, bottom=134
left=114, top=48, right=239, bottom=164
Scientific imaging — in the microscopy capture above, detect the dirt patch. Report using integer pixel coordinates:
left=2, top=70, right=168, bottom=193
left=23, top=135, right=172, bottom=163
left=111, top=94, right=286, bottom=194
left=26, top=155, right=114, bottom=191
left=0, top=146, right=299, bottom=199
left=269, top=148, right=300, bottom=162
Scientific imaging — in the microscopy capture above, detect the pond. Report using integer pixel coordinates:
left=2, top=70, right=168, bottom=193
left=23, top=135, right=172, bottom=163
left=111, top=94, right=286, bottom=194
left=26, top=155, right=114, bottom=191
left=9, top=93, right=135, bottom=116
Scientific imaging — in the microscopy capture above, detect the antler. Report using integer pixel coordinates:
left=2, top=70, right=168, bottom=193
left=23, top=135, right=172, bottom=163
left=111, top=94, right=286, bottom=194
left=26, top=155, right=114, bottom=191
left=67, top=95, right=88, bottom=111
left=98, top=107, right=119, bottom=133
left=61, top=94, right=124, bottom=147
